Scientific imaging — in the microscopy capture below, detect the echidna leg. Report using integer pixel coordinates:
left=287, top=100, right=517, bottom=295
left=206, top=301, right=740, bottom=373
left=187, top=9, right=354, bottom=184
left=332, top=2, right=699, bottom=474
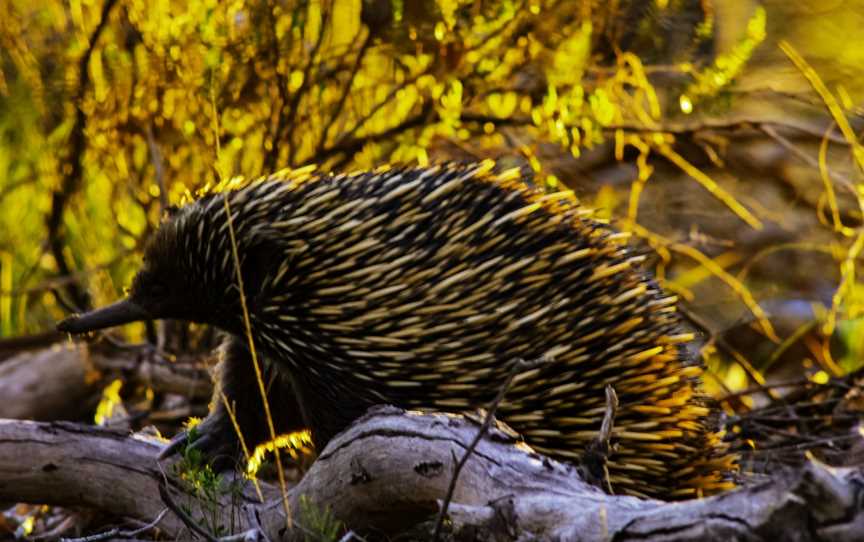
left=159, top=334, right=307, bottom=470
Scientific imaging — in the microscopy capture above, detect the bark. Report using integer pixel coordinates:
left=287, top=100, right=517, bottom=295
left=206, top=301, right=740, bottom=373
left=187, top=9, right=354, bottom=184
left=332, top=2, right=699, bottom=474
left=1, top=407, right=862, bottom=541
left=0, top=344, right=98, bottom=421
left=0, top=343, right=212, bottom=421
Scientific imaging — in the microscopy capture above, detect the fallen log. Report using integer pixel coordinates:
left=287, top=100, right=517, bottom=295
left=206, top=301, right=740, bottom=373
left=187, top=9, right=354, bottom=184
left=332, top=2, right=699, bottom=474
left=0, top=344, right=98, bottom=421
left=1, top=406, right=862, bottom=541
left=0, top=343, right=211, bottom=422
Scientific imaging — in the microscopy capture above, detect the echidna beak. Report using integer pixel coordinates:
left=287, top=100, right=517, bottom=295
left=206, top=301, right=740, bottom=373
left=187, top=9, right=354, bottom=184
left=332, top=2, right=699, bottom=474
left=57, top=299, right=153, bottom=334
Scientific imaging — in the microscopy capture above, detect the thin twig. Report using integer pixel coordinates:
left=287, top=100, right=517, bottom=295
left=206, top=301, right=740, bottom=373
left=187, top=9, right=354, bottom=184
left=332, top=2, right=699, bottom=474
left=284, top=6, right=331, bottom=167
left=572, top=385, right=620, bottom=494
left=308, top=102, right=434, bottom=167
left=579, top=385, right=619, bottom=494
left=761, top=123, right=857, bottom=192
left=315, top=30, right=373, bottom=158
left=145, top=124, right=169, bottom=212
left=678, top=304, right=780, bottom=401
left=462, top=112, right=854, bottom=146
left=223, top=195, right=292, bottom=529
left=59, top=509, right=169, bottom=542
left=157, top=476, right=218, bottom=542
left=743, top=432, right=864, bottom=455
left=0, top=330, right=65, bottom=355
left=431, top=355, right=549, bottom=541
left=307, top=70, right=430, bottom=165
left=215, top=528, right=270, bottom=542
left=598, top=386, right=619, bottom=444
left=719, top=377, right=818, bottom=403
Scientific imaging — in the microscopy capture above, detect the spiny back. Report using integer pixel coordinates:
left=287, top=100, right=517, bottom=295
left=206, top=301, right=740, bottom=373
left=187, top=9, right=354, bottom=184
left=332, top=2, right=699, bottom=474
left=160, top=161, right=734, bottom=498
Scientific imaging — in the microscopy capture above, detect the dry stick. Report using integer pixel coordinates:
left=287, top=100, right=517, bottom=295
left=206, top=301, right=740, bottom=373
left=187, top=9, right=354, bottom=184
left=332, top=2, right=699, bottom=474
left=157, top=479, right=219, bottom=542
left=677, top=304, right=780, bottom=402
left=431, top=355, right=548, bottom=542
left=208, top=72, right=278, bottom=512
left=580, top=385, right=619, bottom=495
left=1, top=250, right=134, bottom=298
left=720, top=377, right=820, bottom=402
left=33, top=515, right=79, bottom=541
left=58, top=509, right=169, bottom=542
left=761, top=124, right=857, bottom=191
left=222, top=195, right=292, bottom=530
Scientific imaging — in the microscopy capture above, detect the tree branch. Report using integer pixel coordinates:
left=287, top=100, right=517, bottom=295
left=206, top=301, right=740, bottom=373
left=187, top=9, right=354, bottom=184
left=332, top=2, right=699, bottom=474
left=45, top=0, right=119, bottom=312
left=306, top=102, right=434, bottom=168
left=284, top=7, right=331, bottom=167
left=315, top=30, right=373, bottom=159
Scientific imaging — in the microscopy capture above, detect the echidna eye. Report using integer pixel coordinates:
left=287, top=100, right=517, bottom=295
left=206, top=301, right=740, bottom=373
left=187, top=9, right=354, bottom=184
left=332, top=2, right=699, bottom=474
left=149, top=281, right=168, bottom=297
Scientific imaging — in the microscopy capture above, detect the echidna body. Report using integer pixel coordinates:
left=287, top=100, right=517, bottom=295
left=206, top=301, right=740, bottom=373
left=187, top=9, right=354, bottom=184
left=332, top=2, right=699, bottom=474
left=59, top=162, right=734, bottom=498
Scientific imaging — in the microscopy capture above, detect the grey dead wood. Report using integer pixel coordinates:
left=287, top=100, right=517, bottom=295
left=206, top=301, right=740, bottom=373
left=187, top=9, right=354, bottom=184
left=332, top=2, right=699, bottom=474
left=1, top=406, right=863, bottom=541
left=0, top=343, right=211, bottom=421
left=0, top=344, right=98, bottom=421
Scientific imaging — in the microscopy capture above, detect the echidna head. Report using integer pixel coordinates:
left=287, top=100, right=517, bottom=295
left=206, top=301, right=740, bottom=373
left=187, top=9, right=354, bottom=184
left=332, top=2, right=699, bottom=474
left=57, top=202, right=242, bottom=334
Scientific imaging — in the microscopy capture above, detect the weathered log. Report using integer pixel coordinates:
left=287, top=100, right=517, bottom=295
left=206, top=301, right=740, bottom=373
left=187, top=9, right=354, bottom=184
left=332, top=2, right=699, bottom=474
left=0, top=344, right=98, bottom=421
left=1, top=407, right=862, bottom=541
left=0, top=343, right=212, bottom=421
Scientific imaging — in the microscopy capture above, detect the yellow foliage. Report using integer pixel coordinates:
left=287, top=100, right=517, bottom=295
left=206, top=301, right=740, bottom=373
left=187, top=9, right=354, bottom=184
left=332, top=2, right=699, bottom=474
left=94, top=379, right=123, bottom=426
left=2, top=0, right=862, bottom=395
left=246, top=430, right=314, bottom=476
left=686, top=6, right=766, bottom=103
left=548, top=21, right=591, bottom=88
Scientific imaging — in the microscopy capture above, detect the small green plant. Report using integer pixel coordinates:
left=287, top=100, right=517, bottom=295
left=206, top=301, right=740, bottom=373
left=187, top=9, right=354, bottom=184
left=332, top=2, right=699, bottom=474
left=171, top=425, right=243, bottom=537
left=298, top=495, right=344, bottom=542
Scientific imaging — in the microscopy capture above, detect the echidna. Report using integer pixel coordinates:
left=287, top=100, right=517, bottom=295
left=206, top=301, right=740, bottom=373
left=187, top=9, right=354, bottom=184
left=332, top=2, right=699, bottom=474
left=58, top=161, right=734, bottom=499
